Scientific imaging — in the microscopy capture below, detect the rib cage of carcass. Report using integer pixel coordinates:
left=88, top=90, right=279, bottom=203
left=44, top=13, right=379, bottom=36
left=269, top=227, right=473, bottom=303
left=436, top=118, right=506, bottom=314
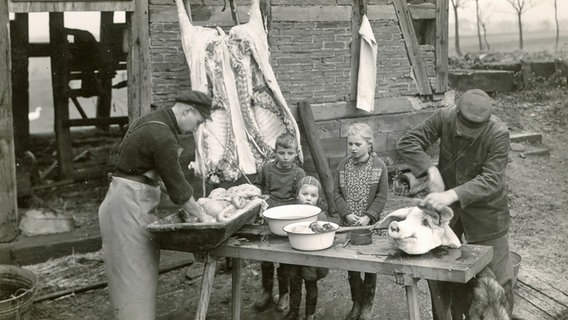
left=176, top=0, right=303, bottom=183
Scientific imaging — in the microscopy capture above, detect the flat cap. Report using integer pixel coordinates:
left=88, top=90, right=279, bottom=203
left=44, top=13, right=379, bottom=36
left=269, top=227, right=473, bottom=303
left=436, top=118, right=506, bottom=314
left=456, top=89, right=494, bottom=137
left=175, top=90, right=213, bottom=120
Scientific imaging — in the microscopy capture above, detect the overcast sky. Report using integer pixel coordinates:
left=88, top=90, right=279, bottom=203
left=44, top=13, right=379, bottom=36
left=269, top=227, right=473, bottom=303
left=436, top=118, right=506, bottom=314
left=450, top=0, right=568, bottom=35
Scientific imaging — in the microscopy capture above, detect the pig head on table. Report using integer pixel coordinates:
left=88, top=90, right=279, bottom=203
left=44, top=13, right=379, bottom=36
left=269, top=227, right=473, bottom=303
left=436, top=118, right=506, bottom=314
left=378, top=206, right=461, bottom=255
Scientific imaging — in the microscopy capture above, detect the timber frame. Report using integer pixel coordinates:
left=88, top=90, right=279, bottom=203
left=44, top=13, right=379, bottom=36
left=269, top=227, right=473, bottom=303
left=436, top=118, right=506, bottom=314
left=0, top=0, right=151, bottom=242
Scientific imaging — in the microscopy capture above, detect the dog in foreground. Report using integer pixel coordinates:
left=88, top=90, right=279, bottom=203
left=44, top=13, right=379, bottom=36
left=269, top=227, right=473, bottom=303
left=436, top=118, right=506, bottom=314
left=464, top=267, right=511, bottom=320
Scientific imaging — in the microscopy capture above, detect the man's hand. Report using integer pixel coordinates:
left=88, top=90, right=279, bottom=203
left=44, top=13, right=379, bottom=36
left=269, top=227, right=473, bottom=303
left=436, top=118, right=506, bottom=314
left=423, top=190, right=459, bottom=211
left=428, top=167, right=445, bottom=193
left=181, top=197, right=214, bottom=223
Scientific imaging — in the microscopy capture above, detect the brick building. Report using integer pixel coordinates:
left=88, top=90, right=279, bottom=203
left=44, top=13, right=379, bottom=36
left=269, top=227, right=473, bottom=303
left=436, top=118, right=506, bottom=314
left=149, top=0, right=450, bottom=168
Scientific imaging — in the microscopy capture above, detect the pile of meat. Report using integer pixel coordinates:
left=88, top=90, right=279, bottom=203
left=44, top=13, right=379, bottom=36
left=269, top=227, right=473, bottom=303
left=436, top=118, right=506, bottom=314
left=196, top=184, right=267, bottom=222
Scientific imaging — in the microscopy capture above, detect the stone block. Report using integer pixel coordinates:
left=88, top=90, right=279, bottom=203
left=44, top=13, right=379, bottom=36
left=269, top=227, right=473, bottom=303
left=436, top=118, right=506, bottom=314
left=448, top=70, right=516, bottom=93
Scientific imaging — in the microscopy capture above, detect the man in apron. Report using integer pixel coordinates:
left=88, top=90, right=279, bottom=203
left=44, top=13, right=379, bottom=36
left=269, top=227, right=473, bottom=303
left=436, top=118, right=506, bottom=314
left=98, top=90, right=213, bottom=319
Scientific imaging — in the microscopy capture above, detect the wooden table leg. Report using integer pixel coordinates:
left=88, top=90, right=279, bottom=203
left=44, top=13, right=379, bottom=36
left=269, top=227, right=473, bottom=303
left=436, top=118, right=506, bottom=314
left=231, top=258, right=242, bottom=320
left=195, top=254, right=217, bottom=320
left=404, top=277, right=421, bottom=320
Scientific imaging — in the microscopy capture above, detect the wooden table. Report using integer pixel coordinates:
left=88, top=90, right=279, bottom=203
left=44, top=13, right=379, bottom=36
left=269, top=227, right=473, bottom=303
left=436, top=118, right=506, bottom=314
left=189, top=226, right=493, bottom=320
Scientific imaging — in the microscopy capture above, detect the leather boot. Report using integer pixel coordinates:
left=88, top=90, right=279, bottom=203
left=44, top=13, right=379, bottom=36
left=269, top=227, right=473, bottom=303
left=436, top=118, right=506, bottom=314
left=344, top=271, right=362, bottom=320
left=254, top=262, right=274, bottom=310
left=305, top=280, right=318, bottom=320
left=282, top=274, right=301, bottom=320
left=277, top=265, right=290, bottom=312
left=358, top=273, right=377, bottom=320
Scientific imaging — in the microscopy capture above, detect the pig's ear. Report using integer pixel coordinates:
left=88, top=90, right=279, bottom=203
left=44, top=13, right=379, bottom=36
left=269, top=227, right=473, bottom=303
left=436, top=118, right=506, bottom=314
left=378, top=208, right=411, bottom=228
left=441, top=225, right=461, bottom=248
left=438, top=207, right=454, bottom=225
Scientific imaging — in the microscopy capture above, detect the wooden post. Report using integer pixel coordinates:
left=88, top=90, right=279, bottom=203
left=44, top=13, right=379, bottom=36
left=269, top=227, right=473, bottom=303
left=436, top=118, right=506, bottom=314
left=349, top=0, right=363, bottom=102
left=96, top=12, right=115, bottom=130
left=127, top=0, right=151, bottom=121
left=390, top=0, right=433, bottom=96
left=11, top=13, right=30, bottom=155
left=434, top=0, right=448, bottom=93
left=0, top=0, right=19, bottom=242
left=298, top=101, right=338, bottom=218
left=50, top=13, right=75, bottom=179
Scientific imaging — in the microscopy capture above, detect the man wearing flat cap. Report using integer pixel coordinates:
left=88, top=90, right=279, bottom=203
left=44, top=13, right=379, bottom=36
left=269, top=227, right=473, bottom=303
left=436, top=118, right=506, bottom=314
left=396, top=89, right=515, bottom=319
left=98, top=90, right=213, bottom=319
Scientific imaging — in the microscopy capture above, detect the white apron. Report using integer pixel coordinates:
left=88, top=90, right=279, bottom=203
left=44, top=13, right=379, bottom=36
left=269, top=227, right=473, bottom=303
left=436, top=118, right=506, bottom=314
left=99, top=176, right=161, bottom=319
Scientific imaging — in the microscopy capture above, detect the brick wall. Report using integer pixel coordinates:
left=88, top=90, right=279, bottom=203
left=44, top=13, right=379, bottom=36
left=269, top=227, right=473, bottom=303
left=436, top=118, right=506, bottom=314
left=148, top=0, right=444, bottom=166
left=148, top=0, right=438, bottom=107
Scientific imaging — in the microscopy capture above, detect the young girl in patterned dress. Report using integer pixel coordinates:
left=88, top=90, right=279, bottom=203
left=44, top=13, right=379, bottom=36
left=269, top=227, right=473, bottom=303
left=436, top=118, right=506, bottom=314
left=333, top=123, right=389, bottom=320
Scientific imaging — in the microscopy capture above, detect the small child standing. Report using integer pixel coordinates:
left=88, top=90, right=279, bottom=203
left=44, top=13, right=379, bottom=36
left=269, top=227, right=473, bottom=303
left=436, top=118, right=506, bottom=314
left=253, top=132, right=306, bottom=312
left=283, top=176, right=330, bottom=320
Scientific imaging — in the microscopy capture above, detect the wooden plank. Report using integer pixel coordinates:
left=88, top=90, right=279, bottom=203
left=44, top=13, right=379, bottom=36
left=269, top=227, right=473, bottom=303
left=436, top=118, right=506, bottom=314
left=11, top=13, right=30, bottom=154
left=0, top=0, right=19, bottom=243
left=389, top=0, right=432, bottom=95
left=517, top=268, right=568, bottom=309
left=298, top=101, right=338, bottom=217
left=515, top=280, right=566, bottom=318
left=434, top=0, right=448, bottom=93
left=350, top=0, right=363, bottom=102
left=407, top=3, right=435, bottom=19
left=127, top=0, right=151, bottom=121
left=270, top=4, right=395, bottom=22
left=50, top=12, right=74, bottom=179
left=8, top=1, right=134, bottom=13
left=213, top=233, right=493, bottom=284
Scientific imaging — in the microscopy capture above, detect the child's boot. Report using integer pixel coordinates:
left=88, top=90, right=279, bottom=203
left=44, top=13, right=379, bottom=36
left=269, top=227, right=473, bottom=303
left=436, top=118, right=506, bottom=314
left=304, top=280, right=318, bottom=320
left=344, top=272, right=362, bottom=320
left=276, top=265, right=290, bottom=312
left=254, top=262, right=274, bottom=310
left=282, top=276, right=301, bottom=320
left=358, top=274, right=377, bottom=320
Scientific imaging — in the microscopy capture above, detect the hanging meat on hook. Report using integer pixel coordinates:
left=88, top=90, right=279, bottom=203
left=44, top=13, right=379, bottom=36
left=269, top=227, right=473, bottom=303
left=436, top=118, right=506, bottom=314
left=176, top=0, right=302, bottom=183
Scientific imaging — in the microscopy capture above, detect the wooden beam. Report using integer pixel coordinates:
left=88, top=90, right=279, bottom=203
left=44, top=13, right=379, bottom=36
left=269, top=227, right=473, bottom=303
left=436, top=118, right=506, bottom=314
left=270, top=4, right=396, bottom=22
left=407, top=3, right=435, bottom=20
left=50, top=12, right=74, bottom=179
left=434, top=0, right=448, bottom=93
left=127, top=0, right=151, bottom=121
left=0, top=0, right=19, bottom=243
left=298, top=101, right=338, bottom=218
left=390, top=0, right=432, bottom=96
left=349, top=0, right=363, bottom=102
left=11, top=13, right=30, bottom=155
left=8, top=1, right=135, bottom=13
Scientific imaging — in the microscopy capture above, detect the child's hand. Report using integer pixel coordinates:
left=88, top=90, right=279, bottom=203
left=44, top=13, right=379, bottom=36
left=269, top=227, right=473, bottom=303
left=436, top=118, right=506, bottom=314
left=345, top=214, right=359, bottom=226
left=358, top=215, right=371, bottom=226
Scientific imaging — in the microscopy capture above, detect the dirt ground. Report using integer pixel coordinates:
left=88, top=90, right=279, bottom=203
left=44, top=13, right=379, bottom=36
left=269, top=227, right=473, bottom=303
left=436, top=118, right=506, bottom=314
left=18, top=84, right=568, bottom=319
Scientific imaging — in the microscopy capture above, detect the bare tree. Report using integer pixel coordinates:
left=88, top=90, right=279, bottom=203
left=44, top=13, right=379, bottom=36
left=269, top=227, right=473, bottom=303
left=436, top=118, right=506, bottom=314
left=553, top=0, right=559, bottom=49
left=450, top=0, right=472, bottom=57
left=479, top=2, right=493, bottom=51
left=504, top=0, right=543, bottom=50
left=475, top=0, right=482, bottom=50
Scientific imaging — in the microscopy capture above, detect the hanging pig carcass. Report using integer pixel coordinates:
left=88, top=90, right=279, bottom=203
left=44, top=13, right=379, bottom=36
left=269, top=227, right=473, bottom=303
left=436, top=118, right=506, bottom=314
left=176, top=0, right=303, bottom=183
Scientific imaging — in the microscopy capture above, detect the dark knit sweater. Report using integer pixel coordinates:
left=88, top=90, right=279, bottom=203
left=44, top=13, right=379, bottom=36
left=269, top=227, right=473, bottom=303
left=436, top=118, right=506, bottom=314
left=115, top=108, right=193, bottom=205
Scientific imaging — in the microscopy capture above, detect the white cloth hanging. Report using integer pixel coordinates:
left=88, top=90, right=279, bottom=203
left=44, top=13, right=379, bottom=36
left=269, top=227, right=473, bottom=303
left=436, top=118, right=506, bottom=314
left=356, top=14, right=378, bottom=113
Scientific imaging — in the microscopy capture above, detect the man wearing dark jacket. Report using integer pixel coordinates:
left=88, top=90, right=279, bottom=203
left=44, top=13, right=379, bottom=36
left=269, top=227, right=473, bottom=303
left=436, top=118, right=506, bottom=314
left=396, top=89, right=515, bottom=319
left=98, top=90, right=213, bottom=319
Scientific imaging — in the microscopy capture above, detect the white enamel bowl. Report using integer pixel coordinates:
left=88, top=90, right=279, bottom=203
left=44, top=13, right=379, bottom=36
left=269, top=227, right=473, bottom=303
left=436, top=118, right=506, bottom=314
left=262, top=204, right=321, bottom=236
left=283, top=221, right=339, bottom=251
